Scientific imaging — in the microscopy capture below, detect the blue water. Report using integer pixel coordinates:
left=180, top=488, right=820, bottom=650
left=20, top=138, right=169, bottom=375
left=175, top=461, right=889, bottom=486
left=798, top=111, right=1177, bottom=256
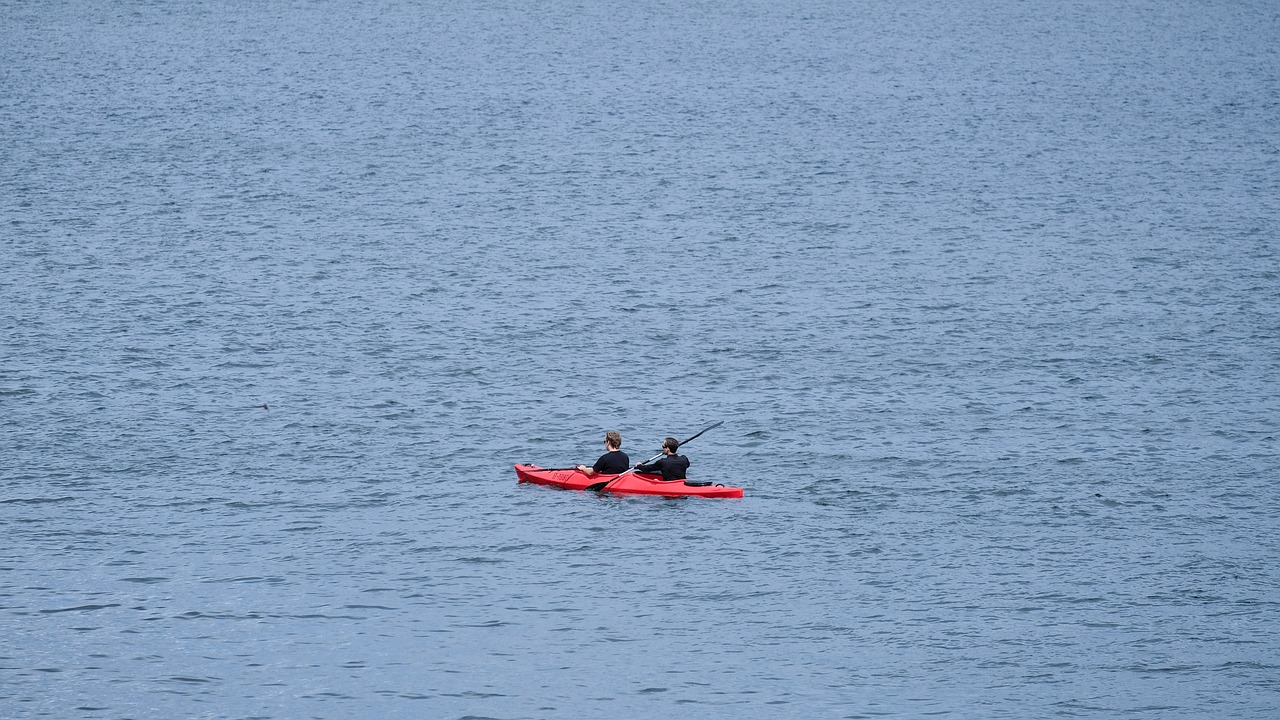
left=3, top=1, right=1278, bottom=718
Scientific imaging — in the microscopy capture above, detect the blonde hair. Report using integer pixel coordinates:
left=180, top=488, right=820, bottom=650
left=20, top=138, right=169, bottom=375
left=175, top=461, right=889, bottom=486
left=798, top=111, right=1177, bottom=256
left=605, top=430, right=622, bottom=449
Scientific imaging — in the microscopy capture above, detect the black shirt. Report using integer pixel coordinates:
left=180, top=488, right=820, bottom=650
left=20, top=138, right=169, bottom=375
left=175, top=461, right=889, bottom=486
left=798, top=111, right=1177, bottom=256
left=593, top=450, right=630, bottom=475
left=637, top=453, right=689, bottom=481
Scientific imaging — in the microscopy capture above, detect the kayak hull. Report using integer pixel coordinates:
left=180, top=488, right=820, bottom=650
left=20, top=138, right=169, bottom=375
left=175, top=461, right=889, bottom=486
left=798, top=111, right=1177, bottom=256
left=514, top=464, right=744, bottom=499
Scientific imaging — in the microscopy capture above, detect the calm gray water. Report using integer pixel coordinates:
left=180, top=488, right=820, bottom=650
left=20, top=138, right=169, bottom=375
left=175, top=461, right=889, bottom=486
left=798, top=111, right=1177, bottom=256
left=3, top=0, right=1278, bottom=718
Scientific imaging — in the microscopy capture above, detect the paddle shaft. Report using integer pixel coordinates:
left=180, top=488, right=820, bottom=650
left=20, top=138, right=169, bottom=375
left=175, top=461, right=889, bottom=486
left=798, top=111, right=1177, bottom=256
left=586, top=421, right=723, bottom=492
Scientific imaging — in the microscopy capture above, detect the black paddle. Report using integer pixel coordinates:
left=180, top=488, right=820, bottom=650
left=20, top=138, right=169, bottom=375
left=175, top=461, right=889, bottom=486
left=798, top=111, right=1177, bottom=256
left=584, top=421, right=724, bottom=492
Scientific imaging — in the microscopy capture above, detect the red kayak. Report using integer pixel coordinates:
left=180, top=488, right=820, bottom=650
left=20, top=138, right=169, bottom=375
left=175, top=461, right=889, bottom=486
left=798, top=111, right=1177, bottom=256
left=514, top=464, right=744, bottom=499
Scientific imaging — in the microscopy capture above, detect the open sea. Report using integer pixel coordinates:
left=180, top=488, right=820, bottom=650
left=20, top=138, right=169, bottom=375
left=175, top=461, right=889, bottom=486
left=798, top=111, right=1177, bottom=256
left=2, top=1, right=1278, bottom=718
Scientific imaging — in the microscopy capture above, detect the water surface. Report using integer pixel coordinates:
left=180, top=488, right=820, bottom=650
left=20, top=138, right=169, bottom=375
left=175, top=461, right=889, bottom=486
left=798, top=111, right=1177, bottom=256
left=2, top=1, right=1278, bottom=718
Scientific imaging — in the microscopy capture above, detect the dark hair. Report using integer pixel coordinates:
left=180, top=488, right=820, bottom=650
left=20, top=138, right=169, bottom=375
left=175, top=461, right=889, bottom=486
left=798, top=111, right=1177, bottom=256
left=663, top=437, right=679, bottom=452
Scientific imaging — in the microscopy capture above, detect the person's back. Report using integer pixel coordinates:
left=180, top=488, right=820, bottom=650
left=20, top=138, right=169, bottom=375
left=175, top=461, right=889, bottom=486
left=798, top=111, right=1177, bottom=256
left=577, top=430, right=629, bottom=477
left=636, top=437, right=689, bottom=481
left=645, top=453, right=688, bottom=481
left=593, top=448, right=630, bottom=474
